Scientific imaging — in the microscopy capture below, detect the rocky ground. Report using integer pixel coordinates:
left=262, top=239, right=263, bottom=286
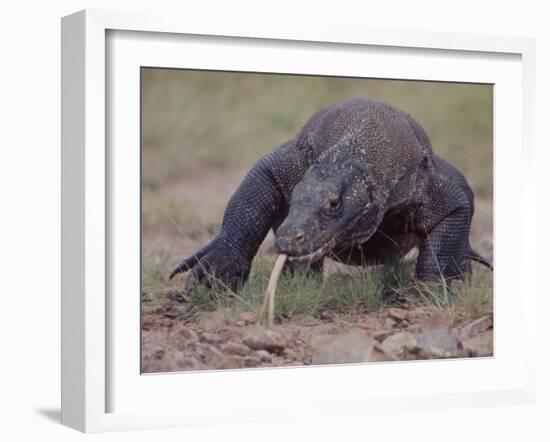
left=141, top=305, right=493, bottom=373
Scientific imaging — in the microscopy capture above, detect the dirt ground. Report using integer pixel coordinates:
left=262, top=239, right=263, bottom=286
left=142, top=304, right=493, bottom=373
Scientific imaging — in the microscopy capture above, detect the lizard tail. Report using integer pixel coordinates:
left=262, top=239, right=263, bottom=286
left=466, top=246, right=493, bottom=271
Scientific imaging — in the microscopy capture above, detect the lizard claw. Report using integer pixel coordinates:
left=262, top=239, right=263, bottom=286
left=170, top=233, right=251, bottom=293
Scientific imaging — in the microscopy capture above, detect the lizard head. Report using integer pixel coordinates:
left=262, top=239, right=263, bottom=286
left=275, top=158, right=381, bottom=261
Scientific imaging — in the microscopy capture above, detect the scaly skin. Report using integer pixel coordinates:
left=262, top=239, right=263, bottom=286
left=170, top=98, right=492, bottom=292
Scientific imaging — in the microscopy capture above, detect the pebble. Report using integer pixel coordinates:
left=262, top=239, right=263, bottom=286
left=462, top=330, right=493, bottom=357
left=387, top=307, right=409, bottom=322
left=373, top=330, right=394, bottom=342
left=243, top=330, right=286, bottom=352
left=360, top=317, right=385, bottom=330
left=171, top=324, right=199, bottom=342
left=244, top=356, right=262, bottom=367
left=196, top=311, right=226, bottom=331
left=142, top=315, right=173, bottom=331
left=255, top=350, right=272, bottom=362
left=407, top=324, right=422, bottom=334
left=369, top=348, right=392, bottom=362
left=222, top=341, right=251, bottom=356
left=239, top=311, right=258, bottom=324
left=199, top=332, right=224, bottom=345
left=196, top=343, right=225, bottom=363
left=415, top=329, right=463, bottom=359
left=311, top=330, right=374, bottom=365
left=460, top=315, right=493, bottom=338
left=217, top=355, right=244, bottom=370
left=284, top=349, right=297, bottom=361
left=376, top=332, right=417, bottom=359
left=175, top=357, right=201, bottom=371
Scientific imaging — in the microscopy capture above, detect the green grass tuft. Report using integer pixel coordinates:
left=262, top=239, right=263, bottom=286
left=142, top=253, right=492, bottom=324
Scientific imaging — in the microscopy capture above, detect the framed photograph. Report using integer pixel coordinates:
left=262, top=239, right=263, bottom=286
left=61, top=9, right=537, bottom=433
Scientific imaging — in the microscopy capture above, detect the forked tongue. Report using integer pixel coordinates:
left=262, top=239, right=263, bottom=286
left=258, top=254, right=287, bottom=328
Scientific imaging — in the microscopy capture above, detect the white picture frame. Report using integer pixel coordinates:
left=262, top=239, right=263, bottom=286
left=61, top=9, right=537, bottom=433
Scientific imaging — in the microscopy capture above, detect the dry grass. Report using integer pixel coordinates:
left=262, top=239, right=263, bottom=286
left=142, top=251, right=493, bottom=324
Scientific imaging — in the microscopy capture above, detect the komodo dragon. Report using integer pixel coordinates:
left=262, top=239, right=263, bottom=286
left=170, top=98, right=492, bottom=292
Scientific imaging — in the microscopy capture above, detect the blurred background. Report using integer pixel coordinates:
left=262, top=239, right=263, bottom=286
left=141, top=68, right=493, bottom=268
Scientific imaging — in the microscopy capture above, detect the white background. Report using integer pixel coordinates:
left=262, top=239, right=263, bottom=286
left=0, top=0, right=548, bottom=441
left=109, top=30, right=524, bottom=415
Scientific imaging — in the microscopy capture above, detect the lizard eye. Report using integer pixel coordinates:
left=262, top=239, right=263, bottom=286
left=323, top=195, right=342, bottom=212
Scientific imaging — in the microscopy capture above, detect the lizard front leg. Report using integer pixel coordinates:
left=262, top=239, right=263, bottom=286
left=170, top=139, right=310, bottom=293
left=415, top=206, right=472, bottom=281
left=415, top=173, right=473, bottom=281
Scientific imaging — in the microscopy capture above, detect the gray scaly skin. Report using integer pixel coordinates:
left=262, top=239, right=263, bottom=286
left=170, top=98, right=492, bottom=292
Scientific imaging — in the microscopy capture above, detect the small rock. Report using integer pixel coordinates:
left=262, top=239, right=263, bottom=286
left=239, top=311, right=258, bottom=324
left=407, top=324, right=422, bottom=334
left=415, top=329, right=463, bottom=359
left=196, top=343, right=225, bottom=364
left=153, top=349, right=165, bottom=360
left=359, top=317, right=384, bottom=330
left=460, top=315, right=493, bottom=338
left=284, top=349, right=297, bottom=361
left=292, top=315, right=321, bottom=327
left=255, top=350, right=272, bottom=362
left=142, top=315, right=173, bottom=331
left=370, top=348, right=393, bottom=362
left=222, top=341, right=250, bottom=356
left=217, top=355, right=244, bottom=370
left=311, top=330, right=374, bottom=365
left=309, top=323, right=339, bottom=336
left=384, top=317, right=397, bottom=329
left=168, top=324, right=199, bottom=351
left=376, top=332, right=417, bottom=360
left=141, top=316, right=155, bottom=331
left=373, top=330, right=394, bottom=342
left=387, top=308, right=409, bottom=322
left=141, top=360, right=166, bottom=373
left=418, top=312, right=450, bottom=332
left=243, top=329, right=286, bottom=352
left=171, top=324, right=199, bottom=342
left=175, top=357, right=201, bottom=371
left=410, top=306, right=435, bottom=318
left=244, top=356, right=262, bottom=367
left=462, top=330, right=493, bottom=357
left=235, top=320, right=246, bottom=327
left=199, top=332, right=224, bottom=345
left=196, top=311, right=226, bottom=331
left=143, top=327, right=171, bottom=344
